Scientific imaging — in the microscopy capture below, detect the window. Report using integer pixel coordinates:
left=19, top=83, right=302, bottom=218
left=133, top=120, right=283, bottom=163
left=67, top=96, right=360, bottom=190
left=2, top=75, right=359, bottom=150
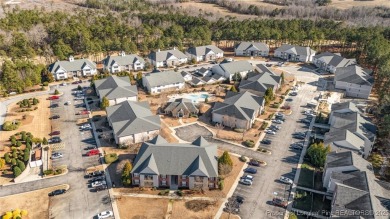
left=160, top=175, right=166, bottom=179
left=134, top=173, right=139, bottom=177
left=182, top=175, right=187, bottom=180
left=144, top=175, right=153, bottom=180
left=134, top=179, right=139, bottom=184
left=182, top=181, right=187, bottom=186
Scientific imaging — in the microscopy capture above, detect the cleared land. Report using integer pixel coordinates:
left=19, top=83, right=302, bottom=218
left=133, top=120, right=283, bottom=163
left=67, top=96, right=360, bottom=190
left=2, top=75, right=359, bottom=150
left=0, top=184, right=68, bottom=219
left=171, top=199, right=223, bottom=219
left=116, top=197, right=169, bottom=219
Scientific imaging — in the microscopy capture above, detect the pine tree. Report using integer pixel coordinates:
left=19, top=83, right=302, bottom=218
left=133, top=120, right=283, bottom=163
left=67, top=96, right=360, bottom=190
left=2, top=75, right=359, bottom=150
left=100, top=96, right=110, bottom=110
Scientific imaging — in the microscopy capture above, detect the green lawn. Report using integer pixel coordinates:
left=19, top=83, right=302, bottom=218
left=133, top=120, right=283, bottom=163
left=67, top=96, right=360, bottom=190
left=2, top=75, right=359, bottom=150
left=293, top=189, right=311, bottom=211
left=312, top=194, right=331, bottom=216
left=297, top=163, right=314, bottom=188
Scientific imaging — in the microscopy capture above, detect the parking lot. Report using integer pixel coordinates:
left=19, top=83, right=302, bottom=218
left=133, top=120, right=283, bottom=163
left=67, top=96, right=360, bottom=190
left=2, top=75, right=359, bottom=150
left=225, top=65, right=321, bottom=219
left=48, top=82, right=113, bottom=219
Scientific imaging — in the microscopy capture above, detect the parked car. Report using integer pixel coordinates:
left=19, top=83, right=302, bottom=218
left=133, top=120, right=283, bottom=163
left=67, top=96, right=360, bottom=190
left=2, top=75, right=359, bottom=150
left=291, top=145, right=303, bottom=150
left=272, top=120, right=283, bottom=124
left=249, top=160, right=261, bottom=167
left=85, top=145, right=97, bottom=150
left=74, top=96, right=84, bottom=100
left=265, top=130, right=276, bottom=135
left=65, top=101, right=71, bottom=105
left=279, top=176, right=293, bottom=185
left=300, top=119, right=311, bottom=124
left=47, top=96, right=60, bottom=100
left=266, top=128, right=278, bottom=133
left=48, top=137, right=62, bottom=144
left=286, top=98, right=293, bottom=102
left=293, top=135, right=306, bottom=140
left=290, top=92, right=298, bottom=96
left=51, top=152, right=63, bottom=159
left=291, top=142, right=304, bottom=147
left=88, top=101, right=94, bottom=104
left=48, top=189, right=66, bottom=197
left=240, top=174, right=254, bottom=181
left=80, top=124, right=91, bottom=129
left=265, top=63, right=272, bottom=67
left=272, top=197, right=288, bottom=208
left=97, top=211, right=113, bottom=219
left=50, top=103, right=59, bottom=108
left=239, top=179, right=252, bottom=186
left=96, top=128, right=103, bottom=132
left=86, top=149, right=99, bottom=156
left=72, top=81, right=79, bottom=84
left=89, top=176, right=106, bottom=183
left=244, top=167, right=257, bottom=174
left=270, top=125, right=281, bottom=130
left=95, top=184, right=108, bottom=192
left=61, top=82, right=67, bottom=86
left=261, top=139, right=272, bottom=145
left=86, top=170, right=104, bottom=178
left=49, top=131, right=61, bottom=136
left=49, top=115, right=60, bottom=120
left=92, top=180, right=107, bottom=188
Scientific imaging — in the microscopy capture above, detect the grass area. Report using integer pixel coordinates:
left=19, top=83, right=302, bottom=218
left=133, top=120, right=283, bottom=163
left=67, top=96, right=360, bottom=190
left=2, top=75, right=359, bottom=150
left=171, top=199, right=222, bottom=219
left=117, top=197, right=169, bottom=218
left=312, top=194, right=331, bottom=216
left=293, top=189, right=311, bottom=212
left=297, top=163, right=315, bottom=189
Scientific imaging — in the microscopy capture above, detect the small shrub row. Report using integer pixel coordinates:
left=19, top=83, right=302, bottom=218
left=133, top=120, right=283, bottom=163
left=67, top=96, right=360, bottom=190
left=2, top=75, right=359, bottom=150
left=158, top=189, right=170, bottom=196
left=244, top=140, right=255, bottom=148
left=2, top=121, right=21, bottom=131
left=104, top=153, right=119, bottom=164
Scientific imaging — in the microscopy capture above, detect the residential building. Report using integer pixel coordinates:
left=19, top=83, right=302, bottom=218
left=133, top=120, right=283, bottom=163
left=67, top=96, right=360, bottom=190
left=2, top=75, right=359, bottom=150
left=324, top=102, right=376, bottom=159
left=239, top=68, right=281, bottom=97
left=131, top=135, right=218, bottom=190
left=164, top=98, right=199, bottom=118
left=186, top=45, right=224, bottom=62
left=254, top=64, right=276, bottom=75
left=148, top=48, right=188, bottom=67
left=49, top=56, right=97, bottom=80
left=106, top=101, right=161, bottom=145
left=274, top=44, right=316, bottom=62
left=103, top=52, right=145, bottom=73
left=312, top=52, right=356, bottom=73
left=196, top=67, right=212, bottom=77
left=211, top=60, right=254, bottom=81
left=334, top=65, right=373, bottom=99
left=234, top=42, right=269, bottom=57
left=181, top=71, right=193, bottom=82
left=142, top=71, right=185, bottom=94
left=212, top=91, right=264, bottom=130
left=94, top=75, right=138, bottom=106
left=202, top=76, right=217, bottom=85
left=190, top=78, right=205, bottom=87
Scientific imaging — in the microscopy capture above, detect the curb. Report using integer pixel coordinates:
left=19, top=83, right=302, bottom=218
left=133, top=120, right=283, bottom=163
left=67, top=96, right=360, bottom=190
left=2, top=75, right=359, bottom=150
left=0, top=183, right=70, bottom=197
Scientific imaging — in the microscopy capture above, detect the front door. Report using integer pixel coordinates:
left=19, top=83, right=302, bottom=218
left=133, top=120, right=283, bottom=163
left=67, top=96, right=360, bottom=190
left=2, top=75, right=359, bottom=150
left=170, top=175, right=178, bottom=189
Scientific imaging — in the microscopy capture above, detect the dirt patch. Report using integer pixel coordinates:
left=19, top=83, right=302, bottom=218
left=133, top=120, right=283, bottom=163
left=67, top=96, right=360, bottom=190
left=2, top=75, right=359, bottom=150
left=220, top=212, right=240, bottom=219
left=181, top=117, right=198, bottom=124
left=20, top=115, right=34, bottom=125
left=161, top=116, right=181, bottom=127
left=0, top=184, right=68, bottom=219
left=171, top=199, right=222, bottom=219
left=160, top=122, right=179, bottom=143
left=116, top=197, right=168, bottom=219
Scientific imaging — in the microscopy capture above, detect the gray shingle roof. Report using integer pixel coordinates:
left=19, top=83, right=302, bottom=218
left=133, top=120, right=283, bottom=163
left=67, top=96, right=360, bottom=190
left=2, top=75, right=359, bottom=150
left=239, top=71, right=281, bottom=95
left=314, top=52, right=356, bottom=68
left=144, top=71, right=185, bottom=88
left=255, top=64, right=275, bottom=75
left=275, top=44, right=315, bottom=57
left=164, top=98, right=198, bottom=114
left=331, top=102, right=359, bottom=112
left=324, top=129, right=365, bottom=152
left=330, top=111, right=376, bottom=141
left=335, top=65, right=373, bottom=86
left=218, top=61, right=254, bottom=75
left=235, top=42, right=269, bottom=52
left=103, top=54, right=144, bottom=67
left=131, top=136, right=218, bottom=177
left=325, top=151, right=372, bottom=171
left=187, top=45, right=223, bottom=56
left=212, top=91, right=264, bottom=121
left=149, top=49, right=187, bottom=62
left=94, top=75, right=137, bottom=100
left=49, top=58, right=96, bottom=73
left=106, top=101, right=160, bottom=137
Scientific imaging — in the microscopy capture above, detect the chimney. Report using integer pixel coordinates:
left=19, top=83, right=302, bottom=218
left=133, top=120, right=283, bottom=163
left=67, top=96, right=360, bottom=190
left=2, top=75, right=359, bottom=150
left=69, top=56, right=74, bottom=62
left=120, top=51, right=126, bottom=57
left=157, top=49, right=160, bottom=52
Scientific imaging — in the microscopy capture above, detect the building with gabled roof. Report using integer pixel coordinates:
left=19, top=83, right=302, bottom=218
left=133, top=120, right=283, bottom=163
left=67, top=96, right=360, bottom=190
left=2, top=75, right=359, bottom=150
left=142, top=71, right=185, bottom=94
left=164, top=98, right=199, bottom=118
left=103, top=52, right=145, bottom=73
left=106, top=101, right=161, bottom=145
left=334, top=65, right=374, bottom=99
left=313, top=52, right=356, bottom=73
left=274, top=44, right=316, bottom=62
left=94, top=75, right=138, bottom=106
left=212, top=91, right=264, bottom=130
left=234, top=41, right=269, bottom=57
left=239, top=69, right=281, bottom=97
left=186, top=45, right=224, bottom=62
left=131, top=135, right=218, bottom=190
left=148, top=48, right=188, bottom=67
left=49, top=56, right=97, bottom=80
left=211, top=60, right=254, bottom=81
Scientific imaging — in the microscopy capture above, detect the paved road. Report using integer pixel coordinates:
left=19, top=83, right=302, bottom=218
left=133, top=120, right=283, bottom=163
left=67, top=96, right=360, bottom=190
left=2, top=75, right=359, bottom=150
left=0, top=83, right=113, bottom=219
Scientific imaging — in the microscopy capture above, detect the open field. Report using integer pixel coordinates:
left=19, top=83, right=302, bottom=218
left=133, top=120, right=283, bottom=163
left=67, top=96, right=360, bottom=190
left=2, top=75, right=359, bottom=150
left=171, top=199, right=223, bottom=219
left=116, top=197, right=169, bottom=219
left=330, top=0, right=390, bottom=9
left=0, top=184, right=68, bottom=219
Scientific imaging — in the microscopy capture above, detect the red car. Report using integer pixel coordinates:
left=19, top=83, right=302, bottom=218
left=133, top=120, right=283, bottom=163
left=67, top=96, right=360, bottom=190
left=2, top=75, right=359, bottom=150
left=72, top=81, right=79, bottom=84
left=81, top=110, right=91, bottom=115
left=47, top=96, right=60, bottom=100
left=272, top=197, right=288, bottom=208
left=49, top=131, right=61, bottom=136
left=86, top=149, right=99, bottom=156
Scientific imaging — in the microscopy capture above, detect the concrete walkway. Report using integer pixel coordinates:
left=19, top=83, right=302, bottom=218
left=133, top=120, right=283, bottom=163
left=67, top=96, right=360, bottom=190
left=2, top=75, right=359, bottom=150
left=295, top=186, right=332, bottom=196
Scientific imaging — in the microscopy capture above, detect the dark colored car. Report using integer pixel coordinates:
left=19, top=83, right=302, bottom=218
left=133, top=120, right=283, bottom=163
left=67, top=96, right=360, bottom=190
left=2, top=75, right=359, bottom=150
left=87, top=170, right=104, bottom=178
left=50, top=103, right=59, bottom=108
left=49, top=131, right=61, bottom=136
left=49, top=115, right=60, bottom=120
left=48, top=189, right=66, bottom=196
left=236, top=196, right=245, bottom=204
left=95, top=184, right=108, bottom=192
left=244, top=167, right=257, bottom=174
left=261, top=139, right=272, bottom=145
left=96, top=128, right=103, bottom=132
left=88, top=101, right=93, bottom=104
left=249, top=160, right=260, bottom=167
left=293, top=135, right=305, bottom=140
left=72, top=81, right=79, bottom=84
left=89, top=176, right=106, bottom=183
left=49, top=137, right=62, bottom=144
left=272, top=197, right=288, bottom=208
left=85, top=145, right=97, bottom=150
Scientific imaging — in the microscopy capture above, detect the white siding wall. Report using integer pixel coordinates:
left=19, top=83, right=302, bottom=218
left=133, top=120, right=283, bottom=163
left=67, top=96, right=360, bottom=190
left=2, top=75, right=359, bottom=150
left=149, top=82, right=185, bottom=94
left=118, top=130, right=160, bottom=145
left=323, top=166, right=357, bottom=189
left=334, top=81, right=372, bottom=99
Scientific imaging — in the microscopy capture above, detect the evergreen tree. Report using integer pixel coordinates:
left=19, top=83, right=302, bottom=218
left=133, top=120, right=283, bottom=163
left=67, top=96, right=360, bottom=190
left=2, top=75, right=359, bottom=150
left=122, top=160, right=133, bottom=186
left=100, top=96, right=110, bottom=110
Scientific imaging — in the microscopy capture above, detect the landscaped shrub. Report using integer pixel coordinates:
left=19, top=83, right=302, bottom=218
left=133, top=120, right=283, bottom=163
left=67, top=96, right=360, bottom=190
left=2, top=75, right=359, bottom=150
left=2, top=121, right=20, bottom=131
left=32, top=138, right=42, bottom=143
left=54, top=169, right=63, bottom=175
left=43, top=82, right=49, bottom=86
left=244, top=140, right=255, bottom=148
left=16, top=141, right=22, bottom=147
left=11, top=158, right=17, bottom=166
left=4, top=153, right=11, bottom=163
left=32, top=98, right=39, bottom=105
left=158, top=189, right=170, bottom=196
left=23, top=149, right=30, bottom=162
left=176, top=190, right=183, bottom=196
left=122, top=160, right=132, bottom=186
left=104, top=153, right=118, bottom=164
left=260, top=122, right=268, bottom=130
left=218, top=179, right=224, bottom=190
left=239, top=155, right=247, bottom=162
left=54, top=89, right=60, bottom=95
left=233, top=128, right=244, bottom=133
left=17, top=160, right=25, bottom=172
left=43, top=169, right=53, bottom=175
left=13, top=166, right=22, bottom=177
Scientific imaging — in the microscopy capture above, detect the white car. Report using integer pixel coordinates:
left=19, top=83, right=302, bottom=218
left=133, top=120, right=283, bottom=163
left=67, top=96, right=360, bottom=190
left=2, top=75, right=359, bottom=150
left=265, top=130, right=276, bottom=135
left=51, top=152, right=63, bottom=159
left=241, top=174, right=254, bottom=181
left=272, top=120, right=283, bottom=124
left=92, top=180, right=107, bottom=188
left=97, top=211, right=113, bottom=219
left=65, top=101, right=71, bottom=105
left=80, top=124, right=91, bottom=129
left=239, top=178, right=252, bottom=186
left=279, top=176, right=293, bottom=185
left=74, top=96, right=84, bottom=100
